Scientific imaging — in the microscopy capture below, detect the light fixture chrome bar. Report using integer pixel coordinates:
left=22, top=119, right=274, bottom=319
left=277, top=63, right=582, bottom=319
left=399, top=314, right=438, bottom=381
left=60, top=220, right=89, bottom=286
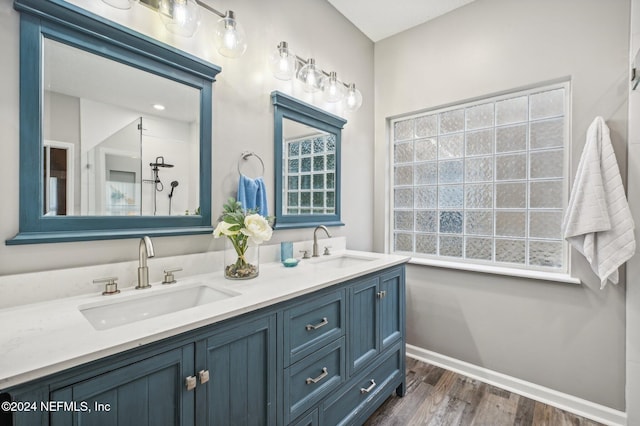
left=138, top=0, right=228, bottom=18
left=194, top=0, right=226, bottom=18
left=293, top=53, right=352, bottom=89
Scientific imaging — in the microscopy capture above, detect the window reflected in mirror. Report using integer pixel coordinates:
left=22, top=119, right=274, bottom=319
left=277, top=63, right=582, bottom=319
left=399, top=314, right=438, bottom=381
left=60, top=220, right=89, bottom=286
left=283, top=119, right=337, bottom=215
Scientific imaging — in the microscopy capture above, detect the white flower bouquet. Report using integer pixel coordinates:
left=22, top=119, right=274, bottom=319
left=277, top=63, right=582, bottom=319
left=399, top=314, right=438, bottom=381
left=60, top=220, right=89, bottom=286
left=214, top=198, right=273, bottom=279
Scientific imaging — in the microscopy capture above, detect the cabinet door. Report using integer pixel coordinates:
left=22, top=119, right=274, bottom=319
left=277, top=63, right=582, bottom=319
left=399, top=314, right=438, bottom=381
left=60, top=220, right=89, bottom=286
left=50, top=346, right=195, bottom=426
left=203, top=315, right=277, bottom=426
left=348, top=276, right=379, bottom=374
left=379, top=268, right=404, bottom=351
left=349, top=267, right=405, bottom=375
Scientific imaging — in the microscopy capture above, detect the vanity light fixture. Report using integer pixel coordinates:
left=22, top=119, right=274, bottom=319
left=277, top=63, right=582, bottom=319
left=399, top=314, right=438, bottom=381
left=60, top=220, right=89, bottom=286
left=297, top=58, right=323, bottom=93
left=322, top=71, right=345, bottom=103
left=212, top=10, right=247, bottom=58
left=107, top=0, right=247, bottom=58
left=159, top=0, right=200, bottom=38
left=269, top=41, right=296, bottom=81
left=269, top=41, right=363, bottom=111
left=345, top=84, right=363, bottom=112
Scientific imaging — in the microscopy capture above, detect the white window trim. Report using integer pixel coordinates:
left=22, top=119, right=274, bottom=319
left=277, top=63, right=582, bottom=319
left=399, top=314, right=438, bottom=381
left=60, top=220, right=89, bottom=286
left=408, top=257, right=581, bottom=285
left=387, top=79, right=579, bottom=282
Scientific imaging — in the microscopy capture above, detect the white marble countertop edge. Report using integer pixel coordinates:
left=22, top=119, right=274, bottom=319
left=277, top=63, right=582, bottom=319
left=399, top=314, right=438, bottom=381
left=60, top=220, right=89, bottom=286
left=0, top=249, right=409, bottom=390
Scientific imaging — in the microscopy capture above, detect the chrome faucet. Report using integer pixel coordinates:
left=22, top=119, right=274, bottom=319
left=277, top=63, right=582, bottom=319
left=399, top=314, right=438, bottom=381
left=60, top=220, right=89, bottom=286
left=313, top=225, right=332, bottom=257
left=136, top=236, right=155, bottom=289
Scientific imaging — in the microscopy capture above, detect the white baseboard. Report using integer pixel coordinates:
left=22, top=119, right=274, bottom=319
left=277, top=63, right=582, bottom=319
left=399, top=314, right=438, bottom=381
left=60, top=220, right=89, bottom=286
left=406, top=344, right=627, bottom=426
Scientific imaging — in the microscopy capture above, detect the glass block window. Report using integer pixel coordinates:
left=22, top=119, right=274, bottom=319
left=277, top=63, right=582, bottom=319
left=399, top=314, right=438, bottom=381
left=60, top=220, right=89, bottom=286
left=284, top=132, right=336, bottom=215
left=391, top=82, right=569, bottom=272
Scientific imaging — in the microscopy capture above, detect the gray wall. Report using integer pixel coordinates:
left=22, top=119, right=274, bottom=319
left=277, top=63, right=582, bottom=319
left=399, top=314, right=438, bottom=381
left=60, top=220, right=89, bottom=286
left=0, top=0, right=374, bottom=275
left=374, top=0, right=629, bottom=410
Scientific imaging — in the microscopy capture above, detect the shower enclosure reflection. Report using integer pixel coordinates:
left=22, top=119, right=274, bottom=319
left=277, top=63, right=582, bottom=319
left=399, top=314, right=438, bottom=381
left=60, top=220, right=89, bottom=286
left=79, top=117, right=195, bottom=216
left=84, top=117, right=141, bottom=216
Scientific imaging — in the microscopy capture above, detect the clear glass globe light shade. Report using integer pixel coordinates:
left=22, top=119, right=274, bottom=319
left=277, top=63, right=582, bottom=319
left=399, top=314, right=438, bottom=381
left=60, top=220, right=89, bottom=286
left=345, top=85, right=363, bottom=111
left=269, top=46, right=296, bottom=80
left=102, top=0, right=137, bottom=9
left=322, top=74, right=345, bottom=103
left=214, top=17, right=247, bottom=58
left=297, top=60, right=322, bottom=93
left=159, top=0, right=200, bottom=38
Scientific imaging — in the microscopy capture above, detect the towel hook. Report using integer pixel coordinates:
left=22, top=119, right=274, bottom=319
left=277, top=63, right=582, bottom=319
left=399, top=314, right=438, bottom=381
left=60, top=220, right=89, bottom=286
left=237, top=151, right=265, bottom=178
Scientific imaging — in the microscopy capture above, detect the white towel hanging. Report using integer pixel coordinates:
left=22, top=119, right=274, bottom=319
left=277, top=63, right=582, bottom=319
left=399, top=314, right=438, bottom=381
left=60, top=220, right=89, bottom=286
left=562, top=116, right=635, bottom=288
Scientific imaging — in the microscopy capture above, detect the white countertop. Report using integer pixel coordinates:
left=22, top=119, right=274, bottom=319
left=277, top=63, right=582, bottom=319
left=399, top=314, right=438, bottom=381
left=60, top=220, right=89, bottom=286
left=0, top=249, right=408, bottom=390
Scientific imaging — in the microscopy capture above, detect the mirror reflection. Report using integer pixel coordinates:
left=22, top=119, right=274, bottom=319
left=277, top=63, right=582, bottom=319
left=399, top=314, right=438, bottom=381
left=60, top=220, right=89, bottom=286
left=272, top=91, right=346, bottom=229
left=282, top=119, right=336, bottom=215
left=43, top=38, right=200, bottom=217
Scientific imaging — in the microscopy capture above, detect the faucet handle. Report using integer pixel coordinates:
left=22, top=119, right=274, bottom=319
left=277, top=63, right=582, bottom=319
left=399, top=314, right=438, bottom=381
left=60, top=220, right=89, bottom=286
left=299, top=250, right=311, bottom=259
left=162, top=267, right=182, bottom=285
left=323, top=246, right=332, bottom=256
left=93, top=276, right=120, bottom=296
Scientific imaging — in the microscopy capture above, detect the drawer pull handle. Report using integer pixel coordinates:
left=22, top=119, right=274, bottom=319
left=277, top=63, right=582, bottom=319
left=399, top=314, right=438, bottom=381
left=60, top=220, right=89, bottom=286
left=306, top=367, right=328, bottom=384
left=360, top=379, right=376, bottom=394
left=377, top=290, right=387, bottom=299
left=305, top=317, right=329, bottom=331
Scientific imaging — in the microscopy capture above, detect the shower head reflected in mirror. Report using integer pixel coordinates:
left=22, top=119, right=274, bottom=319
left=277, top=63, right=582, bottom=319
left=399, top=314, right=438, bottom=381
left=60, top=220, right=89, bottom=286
left=168, top=180, right=179, bottom=215
left=169, top=180, right=179, bottom=198
left=146, top=156, right=175, bottom=215
left=150, top=156, right=174, bottom=170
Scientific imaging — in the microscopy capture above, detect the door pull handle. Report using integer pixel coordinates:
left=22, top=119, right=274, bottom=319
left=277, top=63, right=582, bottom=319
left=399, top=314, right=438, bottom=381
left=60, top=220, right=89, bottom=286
left=198, top=369, right=210, bottom=384
left=185, top=375, right=197, bottom=391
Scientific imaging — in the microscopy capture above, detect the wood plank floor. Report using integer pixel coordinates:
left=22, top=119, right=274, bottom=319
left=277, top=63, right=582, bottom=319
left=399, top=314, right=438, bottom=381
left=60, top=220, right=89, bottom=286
left=364, top=357, right=604, bottom=426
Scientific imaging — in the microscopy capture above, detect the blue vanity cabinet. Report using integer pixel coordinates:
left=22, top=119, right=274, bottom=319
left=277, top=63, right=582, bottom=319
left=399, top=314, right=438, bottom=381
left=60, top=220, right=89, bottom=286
left=202, top=315, right=277, bottom=425
left=283, top=290, right=345, bottom=366
left=282, top=290, right=346, bottom=424
left=320, top=342, right=404, bottom=425
left=286, top=265, right=406, bottom=425
left=4, top=264, right=405, bottom=426
left=5, top=313, right=277, bottom=426
left=48, top=345, right=195, bottom=426
left=290, top=408, right=318, bottom=426
left=348, top=267, right=405, bottom=377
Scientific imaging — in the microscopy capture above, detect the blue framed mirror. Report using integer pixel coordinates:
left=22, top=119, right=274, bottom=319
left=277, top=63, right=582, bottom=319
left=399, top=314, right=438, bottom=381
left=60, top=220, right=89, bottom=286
left=8, top=0, right=221, bottom=244
left=272, top=91, right=347, bottom=229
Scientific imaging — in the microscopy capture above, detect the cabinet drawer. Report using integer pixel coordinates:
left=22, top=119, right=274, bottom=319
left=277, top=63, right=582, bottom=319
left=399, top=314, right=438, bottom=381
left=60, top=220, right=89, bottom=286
left=284, top=337, right=345, bottom=423
left=290, top=408, right=318, bottom=426
left=321, top=347, right=402, bottom=426
left=284, top=290, right=345, bottom=365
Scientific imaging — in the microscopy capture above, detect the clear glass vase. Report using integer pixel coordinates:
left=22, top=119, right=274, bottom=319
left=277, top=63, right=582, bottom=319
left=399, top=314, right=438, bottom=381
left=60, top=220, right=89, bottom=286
left=224, top=238, right=259, bottom=280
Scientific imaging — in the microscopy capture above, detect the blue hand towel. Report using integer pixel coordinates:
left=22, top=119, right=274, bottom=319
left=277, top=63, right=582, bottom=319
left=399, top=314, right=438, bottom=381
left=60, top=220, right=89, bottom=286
left=237, top=174, right=268, bottom=216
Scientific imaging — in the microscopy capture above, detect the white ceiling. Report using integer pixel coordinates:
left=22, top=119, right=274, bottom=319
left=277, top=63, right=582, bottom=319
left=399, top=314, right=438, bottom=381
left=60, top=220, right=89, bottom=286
left=44, top=38, right=200, bottom=124
left=327, top=0, right=478, bottom=42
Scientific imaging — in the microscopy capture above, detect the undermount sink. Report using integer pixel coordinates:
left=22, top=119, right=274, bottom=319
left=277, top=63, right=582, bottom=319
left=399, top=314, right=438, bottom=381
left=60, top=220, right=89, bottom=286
left=310, top=254, right=376, bottom=268
left=80, top=284, right=240, bottom=331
